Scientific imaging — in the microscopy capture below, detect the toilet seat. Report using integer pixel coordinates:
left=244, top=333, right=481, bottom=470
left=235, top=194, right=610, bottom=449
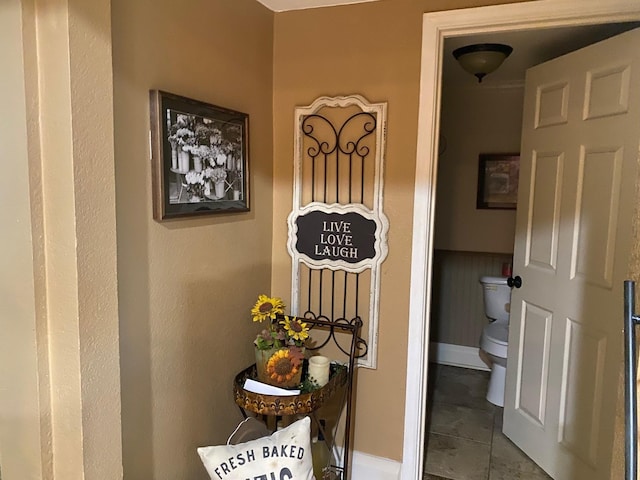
left=481, top=322, right=508, bottom=358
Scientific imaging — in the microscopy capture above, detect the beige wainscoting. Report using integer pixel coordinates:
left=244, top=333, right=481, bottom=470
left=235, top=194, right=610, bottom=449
left=431, top=249, right=513, bottom=349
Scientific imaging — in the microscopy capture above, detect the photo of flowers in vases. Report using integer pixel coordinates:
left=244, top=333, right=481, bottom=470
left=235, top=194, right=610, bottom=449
left=251, top=295, right=312, bottom=389
left=150, top=90, right=249, bottom=220
left=167, top=113, right=244, bottom=204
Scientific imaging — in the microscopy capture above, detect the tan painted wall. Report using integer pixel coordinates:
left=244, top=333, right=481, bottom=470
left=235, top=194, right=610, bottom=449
left=41, top=1, right=123, bottom=476
left=3, top=0, right=550, bottom=476
left=112, top=0, right=274, bottom=478
left=2, top=0, right=123, bottom=477
left=435, top=85, right=523, bottom=254
left=272, top=0, right=530, bottom=461
left=0, top=1, right=48, bottom=478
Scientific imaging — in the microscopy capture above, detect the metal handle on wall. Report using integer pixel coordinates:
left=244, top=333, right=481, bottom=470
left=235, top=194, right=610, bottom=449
left=624, top=280, right=640, bottom=480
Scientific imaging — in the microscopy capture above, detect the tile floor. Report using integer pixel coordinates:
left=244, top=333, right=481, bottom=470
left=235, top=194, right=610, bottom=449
left=423, top=364, right=552, bottom=480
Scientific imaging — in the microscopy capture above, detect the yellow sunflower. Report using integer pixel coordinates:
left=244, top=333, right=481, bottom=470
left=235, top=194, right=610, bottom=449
left=266, top=349, right=301, bottom=383
left=251, top=295, right=285, bottom=323
left=280, top=316, right=310, bottom=342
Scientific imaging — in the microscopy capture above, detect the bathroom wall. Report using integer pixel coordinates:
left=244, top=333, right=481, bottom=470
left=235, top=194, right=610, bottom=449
left=435, top=84, right=524, bottom=254
left=432, top=83, right=525, bottom=350
left=431, top=250, right=512, bottom=347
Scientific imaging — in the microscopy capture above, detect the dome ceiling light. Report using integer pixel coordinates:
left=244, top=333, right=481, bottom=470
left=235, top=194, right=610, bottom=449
left=452, top=43, right=514, bottom=83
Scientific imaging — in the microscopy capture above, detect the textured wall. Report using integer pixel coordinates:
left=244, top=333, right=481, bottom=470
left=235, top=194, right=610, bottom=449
left=0, top=1, right=47, bottom=477
left=112, top=1, right=274, bottom=478
left=2, top=0, right=123, bottom=477
left=271, top=0, right=529, bottom=462
left=41, top=1, right=122, bottom=476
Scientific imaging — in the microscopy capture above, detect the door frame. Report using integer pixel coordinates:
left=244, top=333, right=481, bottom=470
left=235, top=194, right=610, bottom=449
left=402, top=1, right=640, bottom=479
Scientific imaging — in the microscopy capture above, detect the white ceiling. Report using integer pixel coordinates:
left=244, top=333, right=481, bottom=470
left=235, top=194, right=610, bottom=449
left=256, top=0, right=377, bottom=12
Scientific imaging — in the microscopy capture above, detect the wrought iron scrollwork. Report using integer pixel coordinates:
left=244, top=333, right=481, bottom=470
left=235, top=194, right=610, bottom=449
left=337, top=112, right=376, bottom=158
left=302, top=112, right=376, bottom=159
left=302, top=115, right=338, bottom=158
left=299, top=312, right=368, bottom=359
left=301, top=111, right=377, bottom=204
left=270, top=312, right=365, bottom=480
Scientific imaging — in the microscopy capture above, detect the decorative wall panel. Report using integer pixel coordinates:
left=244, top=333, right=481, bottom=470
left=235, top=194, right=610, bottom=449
left=287, top=95, right=388, bottom=368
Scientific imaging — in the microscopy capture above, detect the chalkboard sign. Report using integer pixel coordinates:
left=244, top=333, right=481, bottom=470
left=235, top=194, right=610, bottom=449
left=295, top=211, right=377, bottom=264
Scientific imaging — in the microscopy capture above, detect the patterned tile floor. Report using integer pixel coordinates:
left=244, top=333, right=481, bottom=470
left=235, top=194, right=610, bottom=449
left=423, top=364, right=552, bottom=480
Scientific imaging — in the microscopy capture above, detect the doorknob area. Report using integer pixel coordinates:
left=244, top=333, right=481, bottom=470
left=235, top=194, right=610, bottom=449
left=507, top=276, right=522, bottom=289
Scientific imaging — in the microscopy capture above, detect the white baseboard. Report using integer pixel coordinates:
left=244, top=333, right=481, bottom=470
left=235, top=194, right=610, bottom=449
left=429, top=342, right=490, bottom=371
left=350, top=450, right=402, bottom=480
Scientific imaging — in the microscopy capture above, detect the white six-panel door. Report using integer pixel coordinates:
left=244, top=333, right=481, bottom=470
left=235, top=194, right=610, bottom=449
left=503, top=28, right=640, bottom=479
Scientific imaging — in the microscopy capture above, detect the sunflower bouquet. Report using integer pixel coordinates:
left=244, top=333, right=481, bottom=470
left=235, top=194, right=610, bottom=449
left=251, top=295, right=311, bottom=388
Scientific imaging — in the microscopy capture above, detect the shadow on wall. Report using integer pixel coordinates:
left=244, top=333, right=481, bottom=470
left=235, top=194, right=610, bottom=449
left=120, top=256, right=265, bottom=478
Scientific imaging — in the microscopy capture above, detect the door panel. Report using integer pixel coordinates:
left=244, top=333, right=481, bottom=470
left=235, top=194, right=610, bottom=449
left=558, top=318, right=607, bottom=466
left=516, top=302, right=552, bottom=425
left=527, top=151, right=563, bottom=270
left=584, top=65, right=630, bottom=119
left=573, top=148, right=623, bottom=286
left=535, top=82, right=569, bottom=127
left=504, top=27, right=640, bottom=479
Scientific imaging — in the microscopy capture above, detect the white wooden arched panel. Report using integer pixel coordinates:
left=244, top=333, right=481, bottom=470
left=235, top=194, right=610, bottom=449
left=287, top=95, right=388, bottom=369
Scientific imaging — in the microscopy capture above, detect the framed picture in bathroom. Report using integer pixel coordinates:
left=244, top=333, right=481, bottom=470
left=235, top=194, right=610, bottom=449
left=476, top=153, right=520, bottom=210
left=149, top=90, right=250, bottom=220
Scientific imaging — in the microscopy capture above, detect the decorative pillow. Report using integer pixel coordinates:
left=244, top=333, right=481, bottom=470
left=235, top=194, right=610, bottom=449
left=198, top=416, right=315, bottom=480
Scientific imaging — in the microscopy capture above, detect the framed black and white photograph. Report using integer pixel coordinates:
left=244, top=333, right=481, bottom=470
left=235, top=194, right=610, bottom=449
left=476, top=153, right=520, bottom=210
left=150, top=90, right=249, bottom=220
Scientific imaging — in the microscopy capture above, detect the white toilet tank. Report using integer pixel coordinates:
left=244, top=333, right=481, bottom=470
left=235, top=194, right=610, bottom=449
left=479, top=276, right=511, bottom=322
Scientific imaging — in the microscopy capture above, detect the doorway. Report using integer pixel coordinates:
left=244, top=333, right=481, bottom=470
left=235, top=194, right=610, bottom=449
left=402, top=2, right=640, bottom=480
left=424, top=23, right=639, bottom=479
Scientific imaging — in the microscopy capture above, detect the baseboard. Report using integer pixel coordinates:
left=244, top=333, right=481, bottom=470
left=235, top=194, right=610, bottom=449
left=350, top=450, right=402, bottom=480
left=429, top=342, right=490, bottom=371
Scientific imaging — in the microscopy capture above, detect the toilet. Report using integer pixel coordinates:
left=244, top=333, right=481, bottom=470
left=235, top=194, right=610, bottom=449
left=479, top=275, right=511, bottom=407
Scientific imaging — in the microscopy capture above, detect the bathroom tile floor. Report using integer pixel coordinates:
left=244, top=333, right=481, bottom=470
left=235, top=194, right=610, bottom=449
left=423, top=364, right=552, bottom=480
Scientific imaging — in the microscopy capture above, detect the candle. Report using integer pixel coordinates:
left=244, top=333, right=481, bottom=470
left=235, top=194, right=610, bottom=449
left=308, top=356, right=330, bottom=387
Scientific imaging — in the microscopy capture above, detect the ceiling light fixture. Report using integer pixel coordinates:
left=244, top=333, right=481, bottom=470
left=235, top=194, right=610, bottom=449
left=452, top=43, right=513, bottom=83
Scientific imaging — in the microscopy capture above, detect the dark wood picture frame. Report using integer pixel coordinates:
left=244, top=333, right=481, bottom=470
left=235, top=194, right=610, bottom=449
left=150, top=90, right=250, bottom=220
left=476, top=153, right=520, bottom=210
